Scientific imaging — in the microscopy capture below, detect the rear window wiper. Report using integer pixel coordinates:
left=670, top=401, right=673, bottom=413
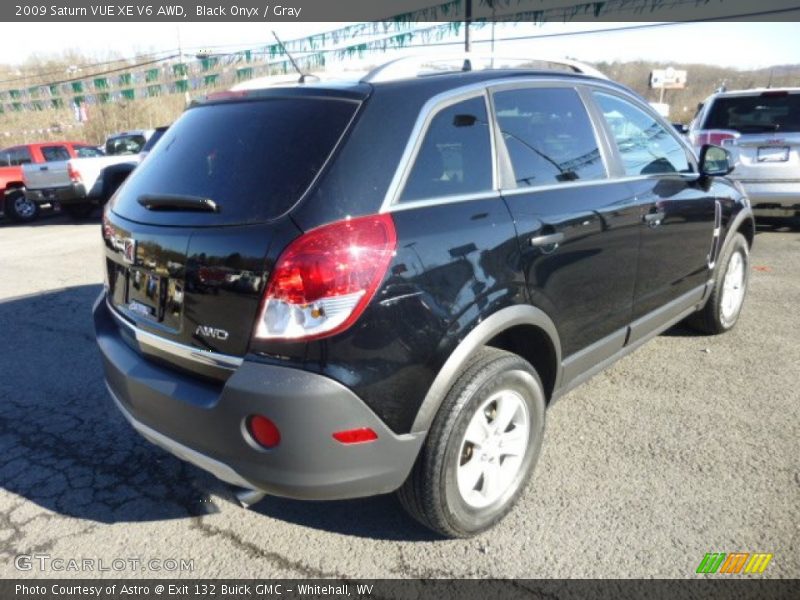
left=137, top=194, right=219, bottom=212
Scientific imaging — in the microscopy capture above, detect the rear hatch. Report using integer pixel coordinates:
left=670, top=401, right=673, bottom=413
left=23, top=160, right=70, bottom=191
left=103, top=88, right=365, bottom=377
left=703, top=90, right=800, bottom=182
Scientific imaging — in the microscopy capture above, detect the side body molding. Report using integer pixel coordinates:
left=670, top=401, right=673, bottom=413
left=410, top=304, right=562, bottom=433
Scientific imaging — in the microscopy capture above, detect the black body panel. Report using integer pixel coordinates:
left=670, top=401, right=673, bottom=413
left=502, top=182, right=641, bottom=357
left=626, top=176, right=717, bottom=319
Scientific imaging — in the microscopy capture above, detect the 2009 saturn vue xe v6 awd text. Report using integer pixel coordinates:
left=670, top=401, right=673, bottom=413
left=94, top=57, right=754, bottom=538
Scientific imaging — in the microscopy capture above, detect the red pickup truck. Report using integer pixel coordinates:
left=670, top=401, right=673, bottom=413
left=1, top=141, right=102, bottom=222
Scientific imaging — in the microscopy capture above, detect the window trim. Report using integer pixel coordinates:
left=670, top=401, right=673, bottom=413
left=585, top=85, right=699, bottom=177
left=487, top=81, right=613, bottom=192
left=380, top=76, right=700, bottom=214
left=384, top=86, right=498, bottom=210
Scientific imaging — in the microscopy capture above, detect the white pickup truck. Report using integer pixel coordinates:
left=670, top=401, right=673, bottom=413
left=22, top=129, right=159, bottom=219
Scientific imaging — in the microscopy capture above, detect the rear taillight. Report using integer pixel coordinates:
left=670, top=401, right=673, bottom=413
left=691, top=129, right=740, bottom=147
left=67, top=161, right=82, bottom=184
left=102, top=206, right=113, bottom=240
left=254, top=214, right=397, bottom=341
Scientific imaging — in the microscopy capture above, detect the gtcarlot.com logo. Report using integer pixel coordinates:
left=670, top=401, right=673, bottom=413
left=14, top=554, right=194, bottom=573
left=696, top=552, right=773, bottom=574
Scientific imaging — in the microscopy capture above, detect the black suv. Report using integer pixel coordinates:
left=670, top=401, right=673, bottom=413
left=94, top=58, right=754, bottom=538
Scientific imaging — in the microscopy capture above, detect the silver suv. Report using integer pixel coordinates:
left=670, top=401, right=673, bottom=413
left=689, top=88, right=800, bottom=221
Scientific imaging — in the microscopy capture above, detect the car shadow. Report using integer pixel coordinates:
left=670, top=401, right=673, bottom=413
left=659, top=322, right=699, bottom=338
left=755, top=218, right=799, bottom=234
left=248, top=494, right=437, bottom=542
left=0, top=212, right=101, bottom=228
left=0, top=284, right=434, bottom=540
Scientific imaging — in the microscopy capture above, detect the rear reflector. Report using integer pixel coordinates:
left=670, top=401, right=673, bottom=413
left=247, top=415, right=281, bottom=449
left=332, top=427, right=378, bottom=445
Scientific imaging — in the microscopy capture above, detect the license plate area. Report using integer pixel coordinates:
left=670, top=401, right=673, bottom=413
left=757, top=146, right=789, bottom=162
left=127, top=269, right=164, bottom=321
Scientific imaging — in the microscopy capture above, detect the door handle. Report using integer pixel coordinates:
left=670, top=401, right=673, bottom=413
left=643, top=211, right=665, bottom=227
left=529, top=232, right=564, bottom=248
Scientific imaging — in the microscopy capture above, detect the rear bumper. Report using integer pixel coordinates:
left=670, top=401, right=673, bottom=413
left=26, top=183, right=89, bottom=206
left=735, top=180, right=800, bottom=218
left=93, top=294, right=425, bottom=500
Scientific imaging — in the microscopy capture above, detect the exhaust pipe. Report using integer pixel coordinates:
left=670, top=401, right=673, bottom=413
left=234, top=488, right=266, bottom=508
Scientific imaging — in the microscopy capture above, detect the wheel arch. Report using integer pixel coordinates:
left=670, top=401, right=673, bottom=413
left=737, top=211, right=755, bottom=248
left=410, top=304, right=562, bottom=433
left=724, top=205, right=755, bottom=250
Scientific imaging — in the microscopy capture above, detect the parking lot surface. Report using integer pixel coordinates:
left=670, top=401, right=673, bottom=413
left=0, top=214, right=797, bottom=578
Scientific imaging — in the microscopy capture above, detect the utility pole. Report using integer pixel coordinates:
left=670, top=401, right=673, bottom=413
left=489, top=0, right=495, bottom=66
left=464, top=0, right=472, bottom=53
left=177, top=25, right=190, bottom=106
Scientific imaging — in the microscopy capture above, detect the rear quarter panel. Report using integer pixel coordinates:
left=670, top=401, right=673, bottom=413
left=250, top=198, right=524, bottom=434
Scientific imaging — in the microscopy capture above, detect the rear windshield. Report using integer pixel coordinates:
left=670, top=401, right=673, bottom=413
left=112, top=97, right=358, bottom=225
left=704, top=93, right=800, bottom=133
left=106, top=135, right=147, bottom=155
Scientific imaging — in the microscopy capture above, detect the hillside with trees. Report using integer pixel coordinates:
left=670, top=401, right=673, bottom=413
left=0, top=52, right=798, bottom=146
left=595, top=60, right=800, bottom=122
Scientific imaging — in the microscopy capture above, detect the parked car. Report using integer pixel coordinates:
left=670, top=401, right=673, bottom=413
left=98, top=126, right=171, bottom=210
left=94, top=56, right=754, bottom=538
left=689, top=88, right=800, bottom=222
left=22, top=129, right=159, bottom=219
left=104, top=129, right=156, bottom=156
left=0, top=141, right=101, bottom=222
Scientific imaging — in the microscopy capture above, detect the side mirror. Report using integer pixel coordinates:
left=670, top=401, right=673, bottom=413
left=698, top=144, right=734, bottom=177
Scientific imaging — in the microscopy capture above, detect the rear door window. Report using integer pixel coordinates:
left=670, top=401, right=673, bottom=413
left=593, top=92, right=692, bottom=176
left=112, top=97, right=359, bottom=226
left=8, top=147, right=32, bottom=165
left=41, top=145, right=71, bottom=162
left=703, top=92, right=800, bottom=133
left=493, top=87, right=606, bottom=187
left=399, top=96, right=493, bottom=203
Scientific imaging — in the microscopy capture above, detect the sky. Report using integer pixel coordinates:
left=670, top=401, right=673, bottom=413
left=1, top=21, right=799, bottom=71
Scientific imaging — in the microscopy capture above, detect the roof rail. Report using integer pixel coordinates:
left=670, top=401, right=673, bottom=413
left=361, top=53, right=608, bottom=83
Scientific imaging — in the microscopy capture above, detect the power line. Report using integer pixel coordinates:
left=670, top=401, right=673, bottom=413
left=2, top=5, right=798, bottom=92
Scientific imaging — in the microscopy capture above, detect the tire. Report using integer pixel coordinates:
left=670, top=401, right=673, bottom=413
left=4, top=188, right=39, bottom=222
left=397, top=347, right=546, bottom=538
left=64, top=203, right=95, bottom=220
left=688, top=232, right=750, bottom=334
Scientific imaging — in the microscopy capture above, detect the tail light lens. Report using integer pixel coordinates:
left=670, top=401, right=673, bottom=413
left=691, top=129, right=740, bottom=147
left=67, top=161, right=82, bottom=184
left=101, top=206, right=113, bottom=240
left=254, top=214, right=397, bottom=341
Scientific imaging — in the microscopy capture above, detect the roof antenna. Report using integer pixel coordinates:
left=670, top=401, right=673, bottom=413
left=272, top=31, right=317, bottom=83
